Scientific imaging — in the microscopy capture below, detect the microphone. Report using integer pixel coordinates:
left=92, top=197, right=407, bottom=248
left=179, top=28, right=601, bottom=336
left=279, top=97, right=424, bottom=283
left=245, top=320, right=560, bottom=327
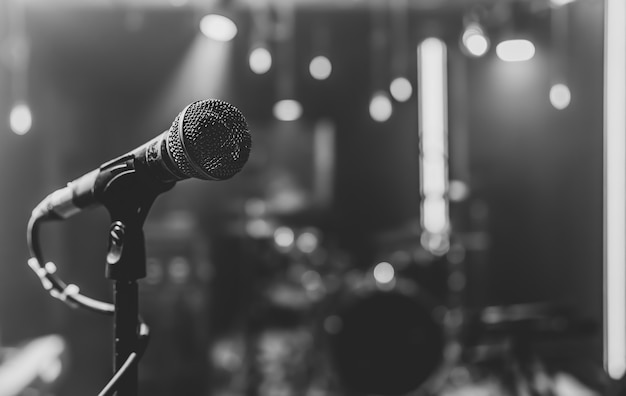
left=31, top=99, right=251, bottom=221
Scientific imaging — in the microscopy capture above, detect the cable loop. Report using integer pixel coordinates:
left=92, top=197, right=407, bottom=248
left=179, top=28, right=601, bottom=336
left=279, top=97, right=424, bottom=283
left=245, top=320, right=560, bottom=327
left=26, top=214, right=150, bottom=396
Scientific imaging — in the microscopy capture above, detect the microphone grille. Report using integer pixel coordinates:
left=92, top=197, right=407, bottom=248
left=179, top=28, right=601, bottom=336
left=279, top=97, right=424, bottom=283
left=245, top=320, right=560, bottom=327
left=166, top=99, right=251, bottom=181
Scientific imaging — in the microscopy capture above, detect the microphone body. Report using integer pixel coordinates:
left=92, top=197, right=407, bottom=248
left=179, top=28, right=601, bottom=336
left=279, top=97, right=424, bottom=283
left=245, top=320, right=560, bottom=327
left=32, top=99, right=251, bottom=221
left=32, top=132, right=171, bottom=220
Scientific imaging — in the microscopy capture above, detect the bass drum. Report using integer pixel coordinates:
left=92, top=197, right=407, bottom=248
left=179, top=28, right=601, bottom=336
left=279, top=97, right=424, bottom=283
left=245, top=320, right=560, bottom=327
left=325, top=265, right=447, bottom=395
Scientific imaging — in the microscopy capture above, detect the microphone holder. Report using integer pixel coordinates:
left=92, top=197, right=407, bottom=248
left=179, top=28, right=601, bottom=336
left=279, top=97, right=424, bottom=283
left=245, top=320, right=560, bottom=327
left=98, top=155, right=174, bottom=396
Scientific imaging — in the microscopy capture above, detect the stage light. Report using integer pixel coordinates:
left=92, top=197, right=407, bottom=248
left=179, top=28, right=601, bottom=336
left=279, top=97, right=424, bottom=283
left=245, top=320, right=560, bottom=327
left=169, top=256, right=192, bottom=284
left=246, top=219, right=273, bottom=239
left=274, top=226, right=295, bottom=249
left=273, top=99, right=302, bottom=121
left=462, top=22, right=490, bottom=57
left=272, top=8, right=300, bottom=122
left=550, top=4, right=571, bottom=111
left=550, top=0, right=576, bottom=6
left=373, top=262, right=395, bottom=285
left=244, top=198, right=267, bottom=217
left=421, top=231, right=450, bottom=256
left=10, top=102, right=32, bottom=135
left=422, top=198, right=448, bottom=235
left=313, top=120, right=336, bottom=207
left=301, top=270, right=323, bottom=293
left=418, top=38, right=450, bottom=252
left=249, top=46, right=272, bottom=74
left=309, top=55, right=332, bottom=80
left=389, top=76, right=413, bottom=102
left=449, top=180, right=470, bottom=202
left=549, top=83, right=571, bottom=110
left=418, top=38, right=447, bottom=137
left=421, top=154, right=446, bottom=197
left=496, top=39, right=535, bottom=62
left=200, top=14, right=237, bottom=42
left=369, top=91, right=393, bottom=122
left=604, top=0, right=626, bottom=380
left=296, top=230, right=319, bottom=254
left=388, top=0, right=412, bottom=103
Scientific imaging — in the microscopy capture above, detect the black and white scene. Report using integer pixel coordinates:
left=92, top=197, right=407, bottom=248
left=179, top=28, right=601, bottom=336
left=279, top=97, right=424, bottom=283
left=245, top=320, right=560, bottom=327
left=0, top=0, right=621, bottom=395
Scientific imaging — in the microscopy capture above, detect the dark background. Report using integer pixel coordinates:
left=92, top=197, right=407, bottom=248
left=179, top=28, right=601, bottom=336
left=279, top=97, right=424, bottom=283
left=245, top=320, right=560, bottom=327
left=0, top=0, right=606, bottom=395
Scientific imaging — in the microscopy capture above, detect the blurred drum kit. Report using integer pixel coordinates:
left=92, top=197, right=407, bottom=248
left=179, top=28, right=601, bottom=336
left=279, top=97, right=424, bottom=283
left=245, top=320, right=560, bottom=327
left=207, top=213, right=613, bottom=396
left=1, top=216, right=612, bottom=396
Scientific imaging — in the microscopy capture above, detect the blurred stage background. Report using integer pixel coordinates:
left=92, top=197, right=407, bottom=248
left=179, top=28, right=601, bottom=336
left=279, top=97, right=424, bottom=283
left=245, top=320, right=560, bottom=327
left=0, top=0, right=613, bottom=395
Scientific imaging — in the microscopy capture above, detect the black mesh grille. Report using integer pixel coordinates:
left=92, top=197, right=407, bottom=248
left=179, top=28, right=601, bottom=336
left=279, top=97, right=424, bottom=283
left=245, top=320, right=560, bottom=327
left=166, top=99, right=251, bottom=180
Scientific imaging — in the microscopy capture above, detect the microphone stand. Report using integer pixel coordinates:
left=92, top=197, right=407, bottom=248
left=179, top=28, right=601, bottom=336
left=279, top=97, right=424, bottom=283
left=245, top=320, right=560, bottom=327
left=97, top=155, right=174, bottom=396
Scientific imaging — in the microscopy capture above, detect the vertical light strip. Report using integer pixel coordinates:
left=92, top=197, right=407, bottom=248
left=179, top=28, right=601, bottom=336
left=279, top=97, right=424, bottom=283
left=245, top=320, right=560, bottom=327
left=418, top=38, right=450, bottom=254
left=313, top=119, right=336, bottom=207
left=8, top=0, right=32, bottom=135
left=604, top=0, right=626, bottom=380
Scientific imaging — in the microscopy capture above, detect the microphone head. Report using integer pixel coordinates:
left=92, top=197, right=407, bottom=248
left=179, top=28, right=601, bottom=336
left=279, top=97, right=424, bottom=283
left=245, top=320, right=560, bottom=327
left=166, top=99, right=251, bottom=181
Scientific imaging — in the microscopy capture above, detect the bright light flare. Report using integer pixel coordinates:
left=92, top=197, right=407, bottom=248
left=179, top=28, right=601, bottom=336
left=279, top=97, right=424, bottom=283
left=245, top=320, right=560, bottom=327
left=274, top=226, right=295, bottom=249
left=549, top=83, right=571, bottom=110
left=369, top=91, right=393, bottom=122
left=273, top=99, right=303, bottom=121
left=10, top=102, right=32, bottom=135
left=418, top=38, right=447, bottom=137
left=249, top=47, right=272, bottom=74
left=449, top=180, right=470, bottom=202
left=422, top=197, right=448, bottom=235
left=296, top=230, right=319, bottom=254
left=496, top=39, right=536, bottom=62
left=604, top=0, right=626, bottom=380
left=309, top=55, right=332, bottom=80
left=418, top=37, right=450, bottom=243
left=550, top=0, right=576, bottom=7
left=389, top=77, right=413, bottom=102
left=421, top=153, right=447, bottom=196
left=373, top=262, right=395, bottom=284
left=462, top=23, right=490, bottom=57
left=200, top=14, right=238, bottom=42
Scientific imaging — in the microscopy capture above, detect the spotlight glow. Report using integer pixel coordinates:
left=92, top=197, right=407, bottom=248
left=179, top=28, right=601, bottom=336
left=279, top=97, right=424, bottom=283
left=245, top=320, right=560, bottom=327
left=369, top=91, right=393, bottom=122
left=466, top=35, right=489, bottom=57
left=423, top=197, right=448, bottom=235
left=449, top=180, right=470, bottom=202
left=496, top=39, right=536, bottom=62
left=550, top=0, right=576, bottom=6
left=373, top=262, right=395, bottom=284
left=418, top=37, right=450, bottom=249
left=604, top=0, right=626, bottom=380
left=200, top=14, right=237, bottom=42
left=10, top=102, right=32, bottom=135
left=462, top=23, right=490, bottom=57
left=296, top=231, right=319, bottom=254
left=273, top=99, right=302, bottom=121
left=389, top=77, right=413, bottom=102
left=274, top=226, right=295, bottom=249
left=549, top=83, right=571, bottom=110
left=309, top=55, right=332, bottom=80
left=249, top=47, right=272, bottom=74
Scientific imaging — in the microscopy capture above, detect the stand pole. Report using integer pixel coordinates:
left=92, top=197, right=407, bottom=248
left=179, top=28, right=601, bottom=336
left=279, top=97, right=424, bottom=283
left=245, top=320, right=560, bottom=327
left=113, top=280, right=139, bottom=396
left=106, top=218, right=148, bottom=396
left=97, top=154, right=174, bottom=396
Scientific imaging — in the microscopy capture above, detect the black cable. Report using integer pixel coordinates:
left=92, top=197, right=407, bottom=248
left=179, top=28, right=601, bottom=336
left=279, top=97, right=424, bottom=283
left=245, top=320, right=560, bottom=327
left=27, top=215, right=114, bottom=315
left=27, top=213, right=151, bottom=395
left=98, top=353, right=139, bottom=396
left=97, top=323, right=150, bottom=396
